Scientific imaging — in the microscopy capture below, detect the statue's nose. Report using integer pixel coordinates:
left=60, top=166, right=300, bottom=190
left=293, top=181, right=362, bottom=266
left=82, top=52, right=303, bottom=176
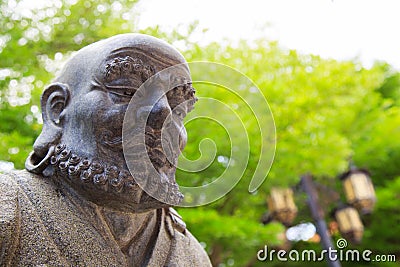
left=138, top=96, right=171, bottom=130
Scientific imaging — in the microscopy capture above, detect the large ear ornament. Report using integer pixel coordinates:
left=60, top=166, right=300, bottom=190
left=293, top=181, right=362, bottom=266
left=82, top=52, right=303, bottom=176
left=25, top=83, right=70, bottom=174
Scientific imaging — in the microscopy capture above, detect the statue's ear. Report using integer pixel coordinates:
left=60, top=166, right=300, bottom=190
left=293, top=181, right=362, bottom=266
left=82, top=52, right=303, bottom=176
left=41, top=82, right=70, bottom=127
left=26, top=83, right=70, bottom=174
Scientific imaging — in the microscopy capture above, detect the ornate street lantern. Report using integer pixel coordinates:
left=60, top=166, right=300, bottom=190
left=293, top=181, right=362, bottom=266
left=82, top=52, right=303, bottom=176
left=340, top=169, right=376, bottom=214
left=268, top=188, right=298, bottom=226
left=334, top=206, right=364, bottom=243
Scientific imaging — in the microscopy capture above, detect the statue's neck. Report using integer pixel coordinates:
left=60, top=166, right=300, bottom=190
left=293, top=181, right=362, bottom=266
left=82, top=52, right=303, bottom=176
left=100, top=207, right=161, bottom=265
left=56, top=176, right=163, bottom=266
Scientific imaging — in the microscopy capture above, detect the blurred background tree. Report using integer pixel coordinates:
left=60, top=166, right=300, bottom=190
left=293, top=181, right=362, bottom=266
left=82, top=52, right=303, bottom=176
left=1, top=0, right=399, bottom=266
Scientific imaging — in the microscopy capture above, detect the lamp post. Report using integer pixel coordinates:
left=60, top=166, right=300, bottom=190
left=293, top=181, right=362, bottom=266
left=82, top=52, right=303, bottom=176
left=301, top=174, right=341, bottom=267
left=264, top=167, right=375, bottom=267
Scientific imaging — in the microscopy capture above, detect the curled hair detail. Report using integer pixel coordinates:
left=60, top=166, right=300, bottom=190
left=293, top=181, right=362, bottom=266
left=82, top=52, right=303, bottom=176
left=105, top=56, right=155, bottom=83
left=50, top=143, right=137, bottom=192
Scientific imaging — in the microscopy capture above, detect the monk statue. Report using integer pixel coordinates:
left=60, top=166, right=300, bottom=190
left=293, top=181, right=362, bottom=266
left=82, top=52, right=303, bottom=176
left=0, top=34, right=212, bottom=266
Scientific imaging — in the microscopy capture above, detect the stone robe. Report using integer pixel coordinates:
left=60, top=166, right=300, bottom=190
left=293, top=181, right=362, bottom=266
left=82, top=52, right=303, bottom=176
left=0, top=170, right=211, bottom=266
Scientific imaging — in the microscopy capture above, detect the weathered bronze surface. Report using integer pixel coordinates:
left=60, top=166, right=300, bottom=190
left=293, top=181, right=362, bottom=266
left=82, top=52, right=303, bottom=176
left=0, top=34, right=211, bottom=266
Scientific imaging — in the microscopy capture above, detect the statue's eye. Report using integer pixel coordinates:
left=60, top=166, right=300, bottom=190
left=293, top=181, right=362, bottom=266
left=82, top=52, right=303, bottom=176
left=108, top=91, right=132, bottom=104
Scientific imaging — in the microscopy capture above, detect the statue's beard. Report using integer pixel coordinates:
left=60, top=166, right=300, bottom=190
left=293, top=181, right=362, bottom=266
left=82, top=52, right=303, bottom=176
left=122, top=124, right=184, bottom=206
left=48, top=134, right=183, bottom=212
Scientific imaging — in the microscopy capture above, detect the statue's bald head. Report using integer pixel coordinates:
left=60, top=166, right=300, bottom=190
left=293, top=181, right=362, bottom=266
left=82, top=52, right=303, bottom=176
left=26, top=34, right=195, bottom=211
left=55, top=33, right=188, bottom=97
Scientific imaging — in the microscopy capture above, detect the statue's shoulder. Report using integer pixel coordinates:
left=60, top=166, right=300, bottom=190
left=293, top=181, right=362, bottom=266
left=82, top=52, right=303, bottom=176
left=0, top=169, right=37, bottom=202
left=0, top=170, right=25, bottom=266
left=166, top=208, right=212, bottom=267
left=0, top=170, right=22, bottom=218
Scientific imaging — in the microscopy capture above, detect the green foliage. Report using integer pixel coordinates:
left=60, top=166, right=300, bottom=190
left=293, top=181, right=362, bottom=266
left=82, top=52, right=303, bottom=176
left=175, top=39, right=400, bottom=265
left=1, top=1, right=400, bottom=266
left=182, top=40, right=391, bottom=184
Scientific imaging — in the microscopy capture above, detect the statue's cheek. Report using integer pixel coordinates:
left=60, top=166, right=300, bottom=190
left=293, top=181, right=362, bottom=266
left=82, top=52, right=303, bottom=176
left=86, top=92, right=128, bottom=150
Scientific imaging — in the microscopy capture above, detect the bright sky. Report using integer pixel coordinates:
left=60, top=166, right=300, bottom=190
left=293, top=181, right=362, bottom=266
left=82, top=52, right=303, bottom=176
left=134, top=0, right=400, bottom=69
